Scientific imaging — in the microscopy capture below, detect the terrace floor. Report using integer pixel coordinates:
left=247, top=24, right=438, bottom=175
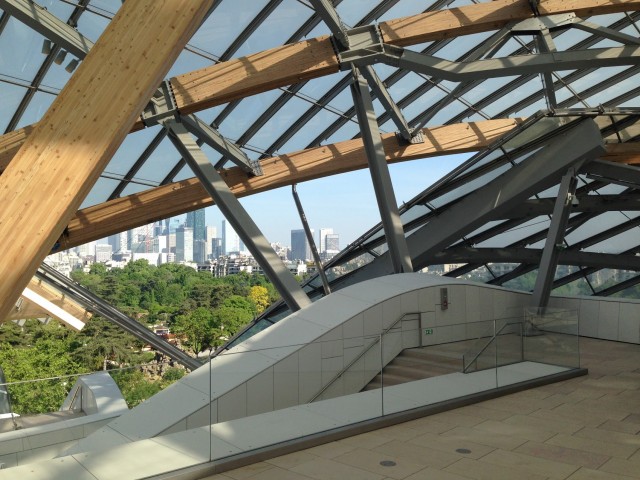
left=202, top=337, right=640, bottom=480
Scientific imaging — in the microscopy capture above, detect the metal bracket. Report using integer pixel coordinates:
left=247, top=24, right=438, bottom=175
left=511, top=13, right=576, bottom=34
left=336, top=24, right=386, bottom=70
left=396, top=129, right=424, bottom=145
left=529, top=0, right=541, bottom=17
left=141, top=80, right=178, bottom=127
left=180, top=114, right=263, bottom=176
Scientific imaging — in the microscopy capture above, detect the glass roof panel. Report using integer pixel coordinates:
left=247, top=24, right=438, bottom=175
left=248, top=95, right=316, bottom=150
left=132, top=138, right=183, bottom=187
left=232, top=2, right=313, bottom=59
left=16, top=90, right=55, bottom=128
left=102, top=126, right=164, bottom=177
left=0, top=17, right=45, bottom=80
left=189, top=0, right=270, bottom=57
left=216, top=89, right=282, bottom=141
left=79, top=177, right=120, bottom=210
left=476, top=217, right=551, bottom=249
left=552, top=276, right=593, bottom=296
left=0, top=83, right=28, bottom=132
left=565, top=212, right=636, bottom=246
left=279, top=108, right=343, bottom=154
left=76, top=8, right=110, bottom=42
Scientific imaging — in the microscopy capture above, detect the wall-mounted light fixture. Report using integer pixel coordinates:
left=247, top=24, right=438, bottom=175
left=65, top=59, right=79, bottom=73
left=54, top=49, right=67, bottom=65
left=41, top=39, right=53, bottom=55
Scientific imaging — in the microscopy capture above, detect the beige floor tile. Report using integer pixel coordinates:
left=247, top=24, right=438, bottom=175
left=546, top=432, right=639, bottom=459
left=305, top=441, right=357, bottom=459
left=199, top=474, right=235, bottom=480
left=290, top=457, right=386, bottom=480
left=402, top=417, right=458, bottom=434
left=625, top=414, right=640, bottom=424
left=567, top=466, right=639, bottom=479
left=266, top=451, right=319, bottom=470
left=454, top=404, right=514, bottom=421
left=374, top=423, right=427, bottom=441
left=402, top=466, right=470, bottom=480
left=333, top=447, right=425, bottom=479
left=480, top=448, right=580, bottom=479
left=529, top=407, right=606, bottom=428
left=371, top=440, right=460, bottom=469
left=408, top=431, right=495, bottom=460
left=475, top=396, right=539, bottom=415
left=581, top=377, right=640, bottom=392
left=248, top=465, right=317, bottom=480
left=428, top=410, right=485, bottom=428
left=339, top=431, right=395, bottom=450
left=443, top=457, right=548, bottom=480
left=223, top=462, right=274, bottom=479
left=504, top=413, right=583, bottom=435
left=596, top=419, right=640, bottom=435
left=599, top=457, right=640, bottom=478
left=472, top=419, right=556, bottom=443
left=441, top=425, right=527, bottom=451
left=551, top=403, right=629, bottom=422
left=514, top=440, right=610, bottom=469
left=575, top=427, right=640, bottom=448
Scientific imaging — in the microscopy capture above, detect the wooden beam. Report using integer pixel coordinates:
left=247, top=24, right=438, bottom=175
left=59, top=119, right=523, bottom=250
left=172, top=0, right=640, bottom=115
left=58, top=121, right=640, bottom=250
left=0, top=0, right=212, bottom=321
left=1, top=0, right=639, bottom=162
left=380, top=0, right=640, bottom=47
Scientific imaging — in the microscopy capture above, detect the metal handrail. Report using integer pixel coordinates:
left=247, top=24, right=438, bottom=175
left=309, top=311, right=422, bottom=403
left=462, top=320, right=523, bottom=374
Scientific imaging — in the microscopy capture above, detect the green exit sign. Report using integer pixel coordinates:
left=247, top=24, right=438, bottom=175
left=424, top=328, right=434, bottom=335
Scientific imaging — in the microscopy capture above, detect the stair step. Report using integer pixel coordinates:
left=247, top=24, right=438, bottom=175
left=362, top=345, right=463, bottom=391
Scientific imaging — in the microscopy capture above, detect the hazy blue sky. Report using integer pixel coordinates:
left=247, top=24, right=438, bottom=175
left=203, top=154, right=468, bottom=247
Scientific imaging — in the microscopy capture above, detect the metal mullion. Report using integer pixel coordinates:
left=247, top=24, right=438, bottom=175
left=4, top=45, right=59, bottom=133
left=0, top=11, right=9, bottom=36
left=594, top=274, right=640, bottom=297
left=441, top=13, right=640, bottom=124
left=488, top=264, right=537, bottom=287
left=3, top=0, right=90, bottom=134
left=218, top=0, right=284, bottom=62
left=106, top=129, right=169, bottom=200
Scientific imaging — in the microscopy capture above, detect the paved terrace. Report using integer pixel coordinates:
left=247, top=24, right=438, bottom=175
left=203, top=337, right=640, bottom=480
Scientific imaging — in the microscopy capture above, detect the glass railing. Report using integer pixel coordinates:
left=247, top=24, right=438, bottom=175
left=0, top=307, right=581, bottom=475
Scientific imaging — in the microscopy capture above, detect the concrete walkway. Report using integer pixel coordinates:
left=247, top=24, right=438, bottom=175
left=203, top=337, right=640, bottom=480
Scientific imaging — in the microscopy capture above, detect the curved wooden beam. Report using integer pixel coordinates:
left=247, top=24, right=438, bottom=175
left=60, top=119, right=523, bottom=250
left=2, top=0, right=639, bottom=168
left=0, top=0, right=212, bottom=321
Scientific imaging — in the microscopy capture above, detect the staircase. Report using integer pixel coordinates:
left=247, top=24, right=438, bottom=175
left=362, top=346, right=462, bottom=391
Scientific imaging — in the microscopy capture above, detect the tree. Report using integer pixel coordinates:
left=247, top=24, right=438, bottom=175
left=172, top=307, right=215, bottom=354
left=0, top=327, right=86, bottom=414
left=248, top=285, right=270, bottom=313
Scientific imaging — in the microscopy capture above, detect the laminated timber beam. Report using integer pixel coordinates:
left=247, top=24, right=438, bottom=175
left=58, top=119, right=523, bottom=251
left=0, top=0, right=212, bottom=321
left=1, top=0, right=639, bottom=163
left=56, top=121, right=640, bottom=251
left=169, top=0, right=640, bottom=115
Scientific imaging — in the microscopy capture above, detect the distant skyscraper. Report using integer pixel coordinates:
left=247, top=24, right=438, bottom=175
left=95, top=244, right=112, bottom=263
left=221, top=220, right=240, bottom=254
left=206, top=226, right=217, bottom=258
left=108, top=231, right=128, bottom=253
left=318, top=227, right=333, bottom=253
left=291, top=229, right=313, bottom=261
left=325, top=233, right=339, bottom=252
left=193, top=239, right=208, bottom=264
left=186, top=209, right=206, bottom=242
left=176, top=226, right=193, bottom=262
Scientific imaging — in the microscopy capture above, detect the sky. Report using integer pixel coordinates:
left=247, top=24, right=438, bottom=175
left=203, top=154, right=469, bottom=247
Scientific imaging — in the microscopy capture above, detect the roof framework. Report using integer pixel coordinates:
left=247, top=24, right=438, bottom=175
left=0, top=0, right=640, bottom=331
